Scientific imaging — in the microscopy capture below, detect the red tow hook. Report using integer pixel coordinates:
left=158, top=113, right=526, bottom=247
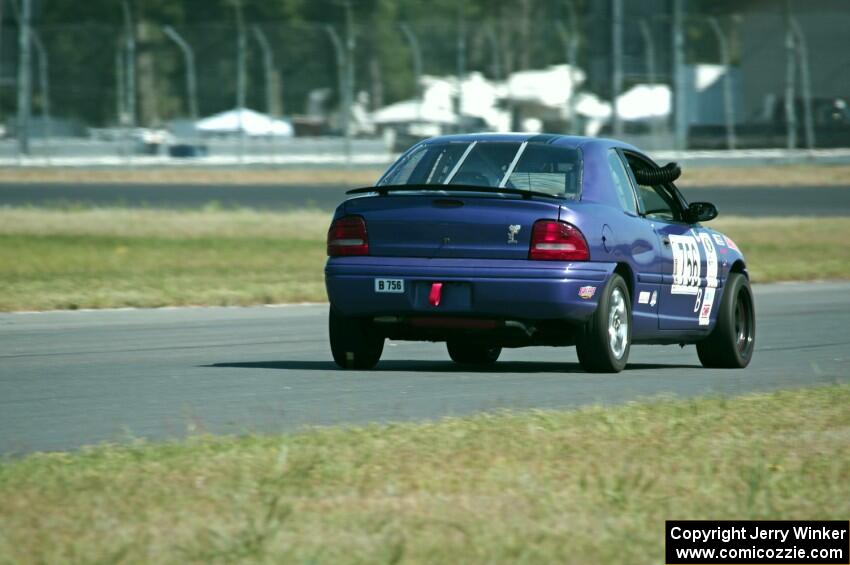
left=429, top=282, right=443, bottom=307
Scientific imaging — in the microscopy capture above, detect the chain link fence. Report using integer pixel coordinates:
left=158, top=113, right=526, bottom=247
left=0, top=0, right=848, bottom=165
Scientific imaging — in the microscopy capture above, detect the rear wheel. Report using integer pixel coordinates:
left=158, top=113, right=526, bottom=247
left=446, top=340, right=501, bottom=365
left=697, top=272, right=755, bottom=368
left=329, top=308, right=384, bottom=370
left=576, top=274, right=631, bottom=373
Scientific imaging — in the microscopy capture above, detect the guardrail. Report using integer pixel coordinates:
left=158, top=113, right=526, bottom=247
left=2, top=137, right=850, bottom=168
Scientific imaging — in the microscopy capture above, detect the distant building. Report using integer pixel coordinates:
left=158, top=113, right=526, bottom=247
left=738, top=0, right=849, bottom=123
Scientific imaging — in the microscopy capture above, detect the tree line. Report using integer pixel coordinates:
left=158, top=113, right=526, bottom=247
left=0, top=0, right=742, bottom=128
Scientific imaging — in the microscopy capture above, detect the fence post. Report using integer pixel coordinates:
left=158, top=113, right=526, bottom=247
left=0, top=1, right=4, bottom=118
left=122, top=1, right=136, bottom=129
left=324, top=24, right=348, bottom=162
left=611, top=0, right=623, bottom=137
left=344, top=1, right=354, bottom=164
left=455, top=4, right=466, bottom=124
left=638, top=19, right=663, bottom=148
left=31, top=30, right=50, bottom=163
left=784, top=0, right=797, bottom=150
left=252, top=25, right=281, bottom=162
left=707, top=17, right=736, bottom=150
left=252, top=26, right=276, bottom=119
left=556, top=0, right=580, bottom=135
left=121, top=1, right=136, bottom=165
left=399, top=23, right=423, bottom=123
left=234, top=0, right=247, bottom=163
left=163, top=26, right=199, bottom=124
left=17, top=0, right=32, bottom=157
left=672, top=0, right=687, bottom=151
left=115, top=40, right=126, bottom=136
left=484, top=23, right=502, bottom=81
left=790, top=17, right=815, bottom=150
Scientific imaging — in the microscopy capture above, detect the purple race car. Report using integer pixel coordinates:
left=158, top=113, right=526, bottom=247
left=324, top=134, right=755, bottom=373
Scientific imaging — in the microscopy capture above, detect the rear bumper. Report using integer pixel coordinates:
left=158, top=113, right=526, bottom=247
left=325, top=256, right=616, bottom=321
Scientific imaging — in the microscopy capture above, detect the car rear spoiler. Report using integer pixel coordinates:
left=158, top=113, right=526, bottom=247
left=346, top=184, right=560, bottom=200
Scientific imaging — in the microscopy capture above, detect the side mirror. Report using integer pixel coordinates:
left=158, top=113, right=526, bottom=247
left=687, top=201, right=718, bottom=223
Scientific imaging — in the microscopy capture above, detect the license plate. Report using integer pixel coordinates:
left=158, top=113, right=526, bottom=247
left=374, top=278, right=404, bottom=293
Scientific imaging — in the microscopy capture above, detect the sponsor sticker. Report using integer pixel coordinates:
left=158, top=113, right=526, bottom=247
left=507, top=224, right=521, bottom=244
left=578, top=285, right=596, bottom=300
left=697, top=231, right=719, bottom=326
left=712, top=233, right=726, bottom=246
left=698, top=232, right=719, bottom=289
left=725, top=235, right=740, bottom=252
left=699, top=288, right=716, bottom=326
left=638, top=291, right=650, bottom=304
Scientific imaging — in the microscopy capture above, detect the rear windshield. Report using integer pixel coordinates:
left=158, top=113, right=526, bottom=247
left=378, top=141, right=582, bottom=199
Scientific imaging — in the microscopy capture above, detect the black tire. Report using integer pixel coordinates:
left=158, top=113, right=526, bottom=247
left=446, top=340, right=501, bottom=365
left=697, top=272, right=755, bottom=368
left=329, top=307, right=384, bottom=370
left=576, top=274, right=631, bottom=373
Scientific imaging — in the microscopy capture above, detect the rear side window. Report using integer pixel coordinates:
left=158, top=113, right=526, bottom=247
left=507, top=144, right=581, bottom=198
left=380, top=142, right=471, bottom=186
left=607, top=149, right=638, bottom=215
left=378, top=144, right=430, bottom=185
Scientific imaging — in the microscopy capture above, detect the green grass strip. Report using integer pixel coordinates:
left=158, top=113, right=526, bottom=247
left=2, top=208, right=849, bottom=311
left=1, top=385, right=848, bottom=563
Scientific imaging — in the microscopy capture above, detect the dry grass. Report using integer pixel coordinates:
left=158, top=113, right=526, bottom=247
left=0, top=167, right=384, bottom=186
left=1, top=209, right=848, bottom=311
left=0, top=385, right=847, bottom=564
left=675, top=164, right=850, bottom=187
left=0, top=208, right=332, bottom=311
left=712, top=216, right=850, bottom=282
left=0, top=207, right=331, bottom=240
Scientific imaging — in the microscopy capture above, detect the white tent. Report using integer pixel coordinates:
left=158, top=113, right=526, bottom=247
left=616, top=84, right=671, bottom=120
left=369, top=64, right=671, bottom=137
left=371, top=67, right=586, bottom=133
left=506, top=64, right=585, bottom=111
left=196, top=108, right=294, bottom=137
left=372, top=99, right=457, bottom=126
left=372, top=72, right=512, bottom=131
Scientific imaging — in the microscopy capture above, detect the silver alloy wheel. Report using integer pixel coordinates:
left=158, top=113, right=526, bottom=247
left=608, top=288, right=628, bottom=359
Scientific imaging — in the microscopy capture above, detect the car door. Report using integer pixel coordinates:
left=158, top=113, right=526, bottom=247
left=606, top=149, right=661, bottom=339
left=624, top=159, right=714, bottom=331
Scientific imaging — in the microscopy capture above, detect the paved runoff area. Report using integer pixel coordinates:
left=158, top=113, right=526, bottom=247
left=1, top=282, right=848, bottom=454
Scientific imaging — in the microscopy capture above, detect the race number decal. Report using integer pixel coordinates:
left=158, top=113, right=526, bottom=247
left=670, top=234, right=701, bottom=295
left=697, top=231, right=718, bottom=326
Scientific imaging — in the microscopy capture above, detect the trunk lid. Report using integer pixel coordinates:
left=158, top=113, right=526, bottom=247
left=343, top=193, right=562, bottom=259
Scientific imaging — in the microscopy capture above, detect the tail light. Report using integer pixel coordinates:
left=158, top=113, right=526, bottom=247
left=529, top=220, right=589, bottom=261
left=327, top=215, right=369, bottom=256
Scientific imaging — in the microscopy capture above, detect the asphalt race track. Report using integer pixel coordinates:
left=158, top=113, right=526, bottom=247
left=1, top=281, right=848, bottom=454
left=1, top=183, right=849, bottom=215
